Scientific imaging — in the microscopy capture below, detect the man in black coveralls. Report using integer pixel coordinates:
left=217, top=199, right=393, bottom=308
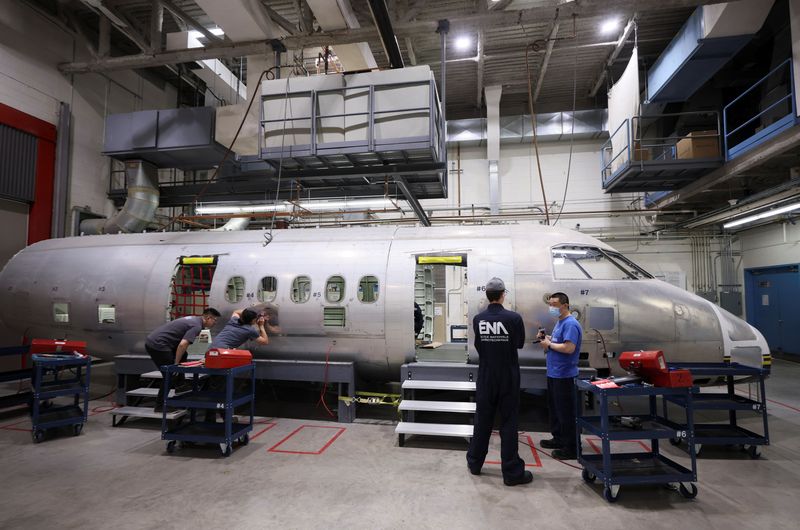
left=466, top=277, right=532, bottom=486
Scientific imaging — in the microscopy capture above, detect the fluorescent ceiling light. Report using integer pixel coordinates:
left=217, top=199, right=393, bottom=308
left=188, top=27, right=224, bottom=40
left=455, top=36, right=472, bottom=51
left=723, top=202, right=800, bottom=228
left=196, top=198, right=396, bottom=215
left=600, top=18, right=620, bottom=34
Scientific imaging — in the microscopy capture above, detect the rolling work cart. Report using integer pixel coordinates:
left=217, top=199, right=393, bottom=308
left=161, top=362, right=255, bottom=457
left=662, top=362, right=769, bottom=458
left=30, top=352, right=91, bottom=443
left=576, top=378, right=698, bottom=503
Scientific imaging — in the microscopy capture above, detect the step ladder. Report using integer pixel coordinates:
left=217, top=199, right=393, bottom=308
left=395, top=379, right=476, bottom=446
left=111, top=370, right=201, bottom=426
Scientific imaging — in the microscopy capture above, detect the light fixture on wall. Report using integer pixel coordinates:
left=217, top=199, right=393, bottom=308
left=455, top=36, right=472, bottom=51
left=600, top=18, right=620, bottom=34
left=723, top=201, right=800, bottom=229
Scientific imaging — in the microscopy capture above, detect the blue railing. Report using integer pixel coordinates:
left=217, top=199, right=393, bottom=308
left=723, top=59, right=797, bottom=160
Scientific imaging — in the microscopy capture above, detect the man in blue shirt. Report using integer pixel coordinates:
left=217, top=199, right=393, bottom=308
left=467, top=277, right=533, bottom=487
left=210, top=308, right=269, bottom=350
left=539, top=292, right=582, bottom=460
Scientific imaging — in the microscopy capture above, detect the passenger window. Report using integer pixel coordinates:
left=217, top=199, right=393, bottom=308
left=358, top=275, right=379, bottom=303
left=225, top=276, right=245, bottom=303
left=257, top=276, right=277, bottom=302
left=98, top=304, right=116, bottom=324
left=291, top=275, right=311, bottom=303
left=53, top=302, right=69, bottom=323
left=324, top=307, right=346, bottom=327
left=326, top=275, right=345, bottom=303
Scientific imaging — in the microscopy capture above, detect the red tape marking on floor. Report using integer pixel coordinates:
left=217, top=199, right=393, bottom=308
left=249, top=421, right=277, bottom=441
left=0, top=418, right=29, bottom=430
left=267, top=424, right=346, bottom=455
left=2, top=427, right=31, bottom=432
left=485, top=433, right=542, bottom=467
left=587, top=437, right=650, bottom=454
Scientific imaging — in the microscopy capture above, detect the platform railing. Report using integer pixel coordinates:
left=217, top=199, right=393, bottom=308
left=723, top=58, right=796, bottom=160
left=600, top=118, right=630, bottom=187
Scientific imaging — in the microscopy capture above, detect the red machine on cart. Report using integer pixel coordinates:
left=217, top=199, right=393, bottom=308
left=29, top=339, right=88, bottom=356
left=619, top=350, right=692, bottom=388
left=205, top=348, right=252, bottom=369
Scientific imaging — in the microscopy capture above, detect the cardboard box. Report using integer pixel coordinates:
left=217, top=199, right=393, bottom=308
left=632, top=141, right=651, bottom=161
left=676, top=130, right=719, bottom=159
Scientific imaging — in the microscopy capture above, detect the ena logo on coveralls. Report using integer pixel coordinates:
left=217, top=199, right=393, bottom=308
left=479, top=321, right=508, bottom=334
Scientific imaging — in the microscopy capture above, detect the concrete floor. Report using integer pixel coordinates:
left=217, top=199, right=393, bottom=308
left=1, top=360, right=800, bottom=530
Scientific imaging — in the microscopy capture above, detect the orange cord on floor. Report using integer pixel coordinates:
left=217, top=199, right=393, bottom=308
left=317, top=343, right=335, bottom=417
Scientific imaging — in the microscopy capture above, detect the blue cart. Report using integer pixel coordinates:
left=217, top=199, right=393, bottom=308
left=662, top=362, right=769, bottom=459
left=161, top=363, right=255, bottom=457
left=30, top=353, right=91, bottom=443
left=576, top=378, right=698, bottom=503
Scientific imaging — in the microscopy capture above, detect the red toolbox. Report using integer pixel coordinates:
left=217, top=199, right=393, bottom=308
left=205, top=348, right=252, bottom=369
left=29, top=339, right=88, bottom=355
left=619, top=350, right=693, bottom=388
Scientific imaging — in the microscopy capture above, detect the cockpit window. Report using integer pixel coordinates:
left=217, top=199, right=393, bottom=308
left=551, top=245, right=653, bottom=280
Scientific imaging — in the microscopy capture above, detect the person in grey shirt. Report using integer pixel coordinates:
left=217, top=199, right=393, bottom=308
left=145, top=307, right=220, bottom=410
left=210, top=308, right=269, bottom=350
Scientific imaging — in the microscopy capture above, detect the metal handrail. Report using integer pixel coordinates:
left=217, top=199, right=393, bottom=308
left=601, top=118, right=629, bottom=183
left=723, top=58, right=795, bottom=156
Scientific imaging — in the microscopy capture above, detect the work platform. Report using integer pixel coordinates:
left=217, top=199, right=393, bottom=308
left=114, top=354, right=356, bottom=423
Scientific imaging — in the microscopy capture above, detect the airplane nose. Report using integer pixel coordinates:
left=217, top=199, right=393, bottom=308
left=712, top=302, right=772, bottom=370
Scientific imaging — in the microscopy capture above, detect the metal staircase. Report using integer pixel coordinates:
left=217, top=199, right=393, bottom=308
left=396, top=378, right=476, bottom=446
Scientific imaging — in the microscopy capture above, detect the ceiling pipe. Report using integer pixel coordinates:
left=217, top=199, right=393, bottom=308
left=367, top=0, right=404, bottom=68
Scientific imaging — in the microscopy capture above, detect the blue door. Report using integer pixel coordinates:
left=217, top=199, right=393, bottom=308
left=745, top=265, right=800, bottom=356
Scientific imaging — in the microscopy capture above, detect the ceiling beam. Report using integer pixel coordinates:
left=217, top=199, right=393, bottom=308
left=160, top=0, right=223, bottom=43
left=533, top=20, right=559, bottom=103
left=588, top=15, right=636, bottom=97
left=260, top=1, right=298, bottom=35
left=60, top=0, right=726, bottom=74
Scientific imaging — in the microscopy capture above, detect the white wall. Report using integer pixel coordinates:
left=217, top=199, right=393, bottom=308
left=0, top=0, right=177, bottom=231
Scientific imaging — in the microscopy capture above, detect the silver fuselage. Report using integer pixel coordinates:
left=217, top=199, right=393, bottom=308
left=0, top=224, right=769, bottom=380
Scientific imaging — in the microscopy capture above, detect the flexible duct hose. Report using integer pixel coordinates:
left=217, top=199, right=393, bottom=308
left=80, top=160, right=159, bottom=235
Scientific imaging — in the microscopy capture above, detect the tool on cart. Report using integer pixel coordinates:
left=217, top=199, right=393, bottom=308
left=204, top=348, right=253, bottom=369
left=619, top=350, right=692, bottom=388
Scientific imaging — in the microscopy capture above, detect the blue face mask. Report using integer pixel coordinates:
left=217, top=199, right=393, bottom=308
left=549, top=306, right=561, bottom=317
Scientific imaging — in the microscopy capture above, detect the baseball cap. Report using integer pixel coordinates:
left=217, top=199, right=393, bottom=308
left=485, top=277, right=507, bottom=292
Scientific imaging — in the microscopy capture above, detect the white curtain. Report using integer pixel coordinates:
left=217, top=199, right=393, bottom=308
left=607, top=47, right=640, bottom=172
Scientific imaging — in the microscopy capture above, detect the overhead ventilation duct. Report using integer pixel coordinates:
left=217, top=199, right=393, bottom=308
left=210, top=217, right=251, bottom=231
left=447, top=109, right=608, bottom=147
left=647, top=0, right=775, bottom=103
left=80, top=160, right=159, bottom=235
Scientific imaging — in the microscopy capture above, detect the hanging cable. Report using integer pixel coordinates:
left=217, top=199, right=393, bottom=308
left=525, top=45, right=551, bottom=226
left=553, top=14, right=578, bottom=227
left=263, top=75, right=292, bottom=247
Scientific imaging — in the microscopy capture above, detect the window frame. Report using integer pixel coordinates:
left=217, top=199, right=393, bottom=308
left=357, top=275, right=380, bottom=304
left=291, top=275, right=312, bottom=304
left=225, top=275, right=246, bottom=303
left=325, top=275, right=346, bottom=304
left=257, top=275, right=278, bottom=303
